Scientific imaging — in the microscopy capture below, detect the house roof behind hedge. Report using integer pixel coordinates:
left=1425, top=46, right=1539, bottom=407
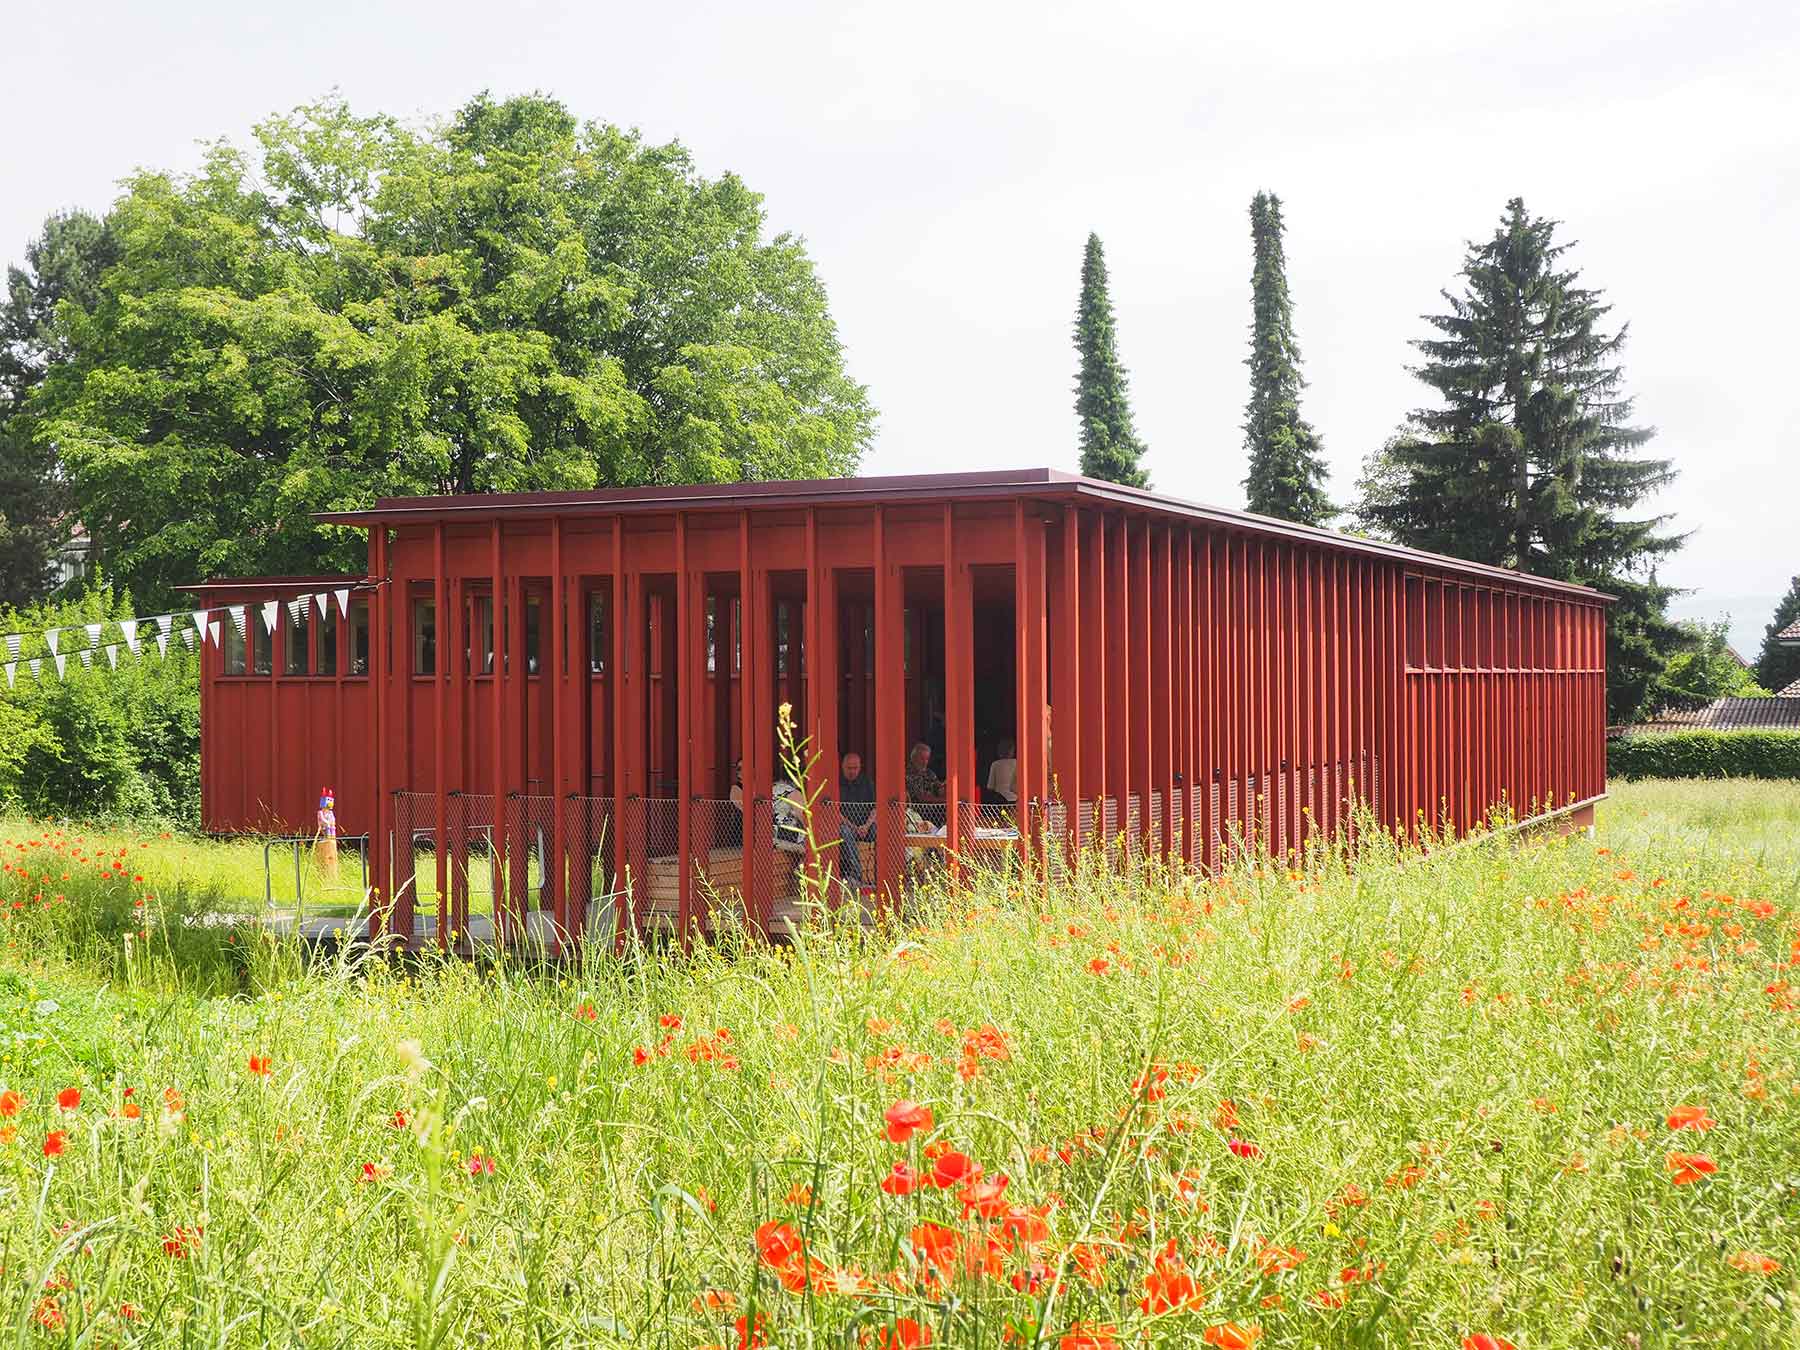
left=1637, top=697, right=1800, bottom=732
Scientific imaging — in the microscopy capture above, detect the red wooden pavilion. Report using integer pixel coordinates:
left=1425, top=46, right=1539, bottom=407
left=193, top=468, right=1609, bottom=945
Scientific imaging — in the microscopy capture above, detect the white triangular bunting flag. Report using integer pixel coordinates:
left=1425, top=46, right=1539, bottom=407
left=190, top=610, right=209, bottom=639
left=4, top=634, right=18, bottom=659
left=45, top=630, right=59, bottom=656
left=259, top=600, right=279, bottom=634
left=123, top=622, right=140, bottom=654
left=85, top=622, right=103, bottom=646
left=228, top=605, right=247, bottom=638
left=53, top=653, right=66, bottom=679
left=29, top=658, right=41, bottom=680
left=77, top=648, right=93, bottom=670
left=181, top=630, right=197, bottom=650
left=157, top=614, right=174, bottom=638
left=335, top=588, right=350, bottom=617
left=156, top=633, right=169, bottom=658
left=286, top=598, right=306, bottom=627
left=105, top=644, right=119, bottom=669
left=313, top=592, right=331, bottom=620
left=207, top=621, right=221, bottom=647
left=3, top=661, right=13, bottom=688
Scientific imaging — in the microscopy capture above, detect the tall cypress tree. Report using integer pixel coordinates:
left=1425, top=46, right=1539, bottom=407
left=1754, top=575, right=1800, bottom=693
left=1073, top=233, right=1150, bottom=487
left=1355, top=198, right=1684, bottom=723
left=1242, top=192, right=1331, bottom=524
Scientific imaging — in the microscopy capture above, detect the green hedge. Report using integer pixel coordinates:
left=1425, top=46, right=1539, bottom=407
left=1608, top=730, right=1800, bottom=780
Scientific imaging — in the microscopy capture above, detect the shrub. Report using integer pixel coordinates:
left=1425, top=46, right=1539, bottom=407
left=1608, top=729, right=1800, bottom=780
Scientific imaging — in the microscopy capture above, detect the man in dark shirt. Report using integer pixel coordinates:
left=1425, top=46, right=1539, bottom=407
left=838, top=751, right=875, bottom=886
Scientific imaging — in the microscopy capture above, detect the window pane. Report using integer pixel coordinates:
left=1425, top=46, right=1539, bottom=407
left=350, top=599, right=370, bottom=675
left=252, top=607, right=273, bottom=675
left=525, top=595, right=541, bottom=674
left=285, top=605, right=311, bottom=676
left=223, top=613, right=247, bottom=675
left=317, top=602, right=338, bottom=675
left=472, top=595, right=495, bottom=674
left=589, top=590, right=607, bottom=675
left=413, top=599, right=436, bottom=676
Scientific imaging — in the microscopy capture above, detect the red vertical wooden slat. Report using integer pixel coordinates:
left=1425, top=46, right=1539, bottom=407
left=1133, top=517, right=1152, bottom=848
left=610, top=520, right=630, bottom=950
left=447, top=568, right=466, bottom=941
left=1104, top=514, right=1128, bottom=836
left=369, top=525, right=391, bottom=938
left=1149, top=523, right=1171, bottom=859
left=873, top=507, right=902, bottom=903
left=674, top=516, right=692, bottom=939
left=1020, top=503, right=1049, bottom=825
left=943, top=503, right=963, bottom=859
left=1056, top=506, right=1081, bottom=834
left=491, top=522, right=506, bottom=943
left=432, top=523, right=447, bottom=946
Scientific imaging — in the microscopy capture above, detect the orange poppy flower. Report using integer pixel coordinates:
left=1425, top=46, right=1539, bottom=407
left=881, top=1159, right=923, bottom=1196
left=1202, top=1322, right=1263, bottom=1349
left=1461, top=1337, right=1517, bottom=1350
left=1059, top=1323, right=1120, bottom=1350
left=930, top=1150, right=980, bottom=1190
left=735, top=1311, right=770, bottom=1349
left=56, top=1087, right=80, bottom=1111
left=869, top=1318, right=933, bottom=1348
left=909, top=1222, right=962, bottom=1279
left=42, top=1130, right=67, bottom=1157
left=0, top=1089, right=22, bottom=1117
left=248, top=1055, right=272, bottom=1077
left=1140, top=1240, right=1206, bottom=1315
left=885, top=1099, right=934, bottom=1144
left=1665, top=1104, right=1715, bottom=1132
left=1227, top=1138, right=1262, bottom=1160
left=1666, top=1152, right=1717, bottom=1185
left=1727, top=1250, right=1780, bottom=1275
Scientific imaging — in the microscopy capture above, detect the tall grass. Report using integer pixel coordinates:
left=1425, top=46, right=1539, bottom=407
left=0, top=785, right=1795, bottom=1346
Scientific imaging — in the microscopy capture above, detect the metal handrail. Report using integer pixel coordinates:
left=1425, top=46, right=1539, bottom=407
left=261, top=834, right=370, bottom=910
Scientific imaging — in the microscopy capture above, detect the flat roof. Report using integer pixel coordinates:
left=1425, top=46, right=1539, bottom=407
left=309, top=468, right=1609, bottom=602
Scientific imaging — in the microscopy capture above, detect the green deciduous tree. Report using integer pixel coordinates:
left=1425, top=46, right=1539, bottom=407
left=1073, top=233, right=1149, bottom=487
left=1353, top=198, right=1684, bottom=723
left=0, top=209, right=119, bottom=606
left=1657, top=620, right=1767, bottom=710
left=1242, top=192, right=1330, bottom=525
left=1754, top=575, right=1800, bottom=693
left=26, top=92, right=873, bottom=609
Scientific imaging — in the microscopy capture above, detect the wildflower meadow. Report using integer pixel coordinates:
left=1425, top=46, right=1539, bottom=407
left=0, top=779, right=1796, bottom=1347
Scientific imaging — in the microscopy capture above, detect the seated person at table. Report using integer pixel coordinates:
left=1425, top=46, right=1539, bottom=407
left=984, top=739, right=1017, bottom=804
left=838, top=751, right=875, bottom=885
left=906, top=740, right=946, bottom=828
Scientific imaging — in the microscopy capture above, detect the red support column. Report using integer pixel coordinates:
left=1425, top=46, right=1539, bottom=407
left=1016, top=501, right=1048, bottom=830
left=813, top=515, right=841, bottom=882
left=803, top=510, right=824, bottom=888
left=942, top=503, right=963, bottom=859
left=369, top=523, right=391, bottom=940
left=1131, top=518, right=1151, bottom=849
left=1055, top=507, right=1080, bottom=844
left=1150, top=523, right=1172, bottom=860
left=549, top=518, right=567, bottom=947
left=873, top=508, right=903, bottom=903
left=1078, top=512, right=1106, bottom=839
left=432, top=523, right=448, bottom=947
left=611, top=520, right=631, bottom=951
left=1105, top=516, right=1129, bottom=840
left=491, top=522, right=506, bottom=944
left=447, top=569, right=467, bottom=942
left=675, top=516, right=694, bottom=939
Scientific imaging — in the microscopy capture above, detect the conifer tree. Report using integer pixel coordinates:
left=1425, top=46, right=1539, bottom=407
left=1073, top=233, right=1149, bottom=487
left=1242, top=192, right=1331, bottom=524
left=1355, top=198, right=1684, bottom=723
left=1754, top=575, right=1800, bottom=693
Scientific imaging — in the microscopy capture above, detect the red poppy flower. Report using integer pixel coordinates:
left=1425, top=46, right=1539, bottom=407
left=1461, top=1337, right=1517, bottom=1350
left=909, top=1222, right=962, bottom=1278
left=1307, top=1289, right=1346, bottom=1310
left=56, top=1087, right=80, bottom=1111
left=1140, top=1240, right=1206, bottom=1315
left=1060, top=1324, right=1120, bottom=1350
left=467, top=1152, right=496, bottom=1177
left=930, top=1150, right=980, bottom=1189
left=161, top=1226, right=201, bottom=1258
left=1728, top=1250, right=1781, bottom=1275
left=960, top=1173, right=1010, bottom=1219
left=870, top=1318, right=933, bottom=1348
left=1665, top=1104, right=1715, bottom=1132
left=1202, top=1323, right=1263, bottom=1350
left=1087, top=957, right=1112, bottom=976
left=42, top=1130, right=67, bottom=1157
left=1666, top=1151, right=1717, bottom=1185
left=885, top=1099, right=934, bottom=1144
left=659, top=1013, right=684, bottom=1030
left=390, top=1110, right=409, bottom=1129
left=756, top=1220, right=804, bottom=1271
left=1227, top=1138, right=1263, bottom=1160
left=574, top=1002, right=597, bottom=1021
left=248, top=1055, right=272, bottom=1077
left=881, top=1159, right=923, bottom=1195
left=735, top=1312, right=769, bottom=1349
left=0, top=1089, right=22, bottom=1116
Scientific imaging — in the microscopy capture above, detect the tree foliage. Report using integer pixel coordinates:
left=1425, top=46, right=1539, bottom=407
left=1072, top=233, right=1149, bottom=488
left=1353, top=199, right=1684, bottom=723
left=23, top=93, right=873, bottom=610
left=1241, top=192, right=1330, bottom=525
left=0, top=210, right=119, bottom=607
left=1754, top=575, right=1800, bottom=694
left=1656, top=620, right=1767, bottom=711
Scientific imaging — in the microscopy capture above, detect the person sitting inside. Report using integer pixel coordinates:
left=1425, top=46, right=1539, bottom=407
left=838, top=751, right=875, bottom=886
left=906, top=740, right=946, bottom=829
left=985, top=738, right=1018, bottom=804
left=722, top=759, right=745, bottom=846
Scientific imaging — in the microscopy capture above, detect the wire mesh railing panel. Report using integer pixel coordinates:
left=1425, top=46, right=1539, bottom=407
left=744, top=795, right=807, bottom=934
left=954, top=800, right=1024, bottom=877
left=1147, top=789, right=1164, bottom=858
left=449, top=793, right=495, bottom=941
left=634, top=798, right=685, bottom=933
left=563, top=795, right=618, bottom=942
left=498, top=794, right=556, bottom=945
left=1074, top=798, right=1098, bottom=853
left=689, top=797, right=749, bottom=931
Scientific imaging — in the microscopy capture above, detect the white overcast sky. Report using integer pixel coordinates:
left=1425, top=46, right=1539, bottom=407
left=8, top=0, right=1797, bottom=654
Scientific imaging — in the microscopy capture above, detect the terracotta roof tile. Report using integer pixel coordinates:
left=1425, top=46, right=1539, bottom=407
left=1778, top=617, right=1800, bottom=642
left=1637, top=697, right=1800, bottom=731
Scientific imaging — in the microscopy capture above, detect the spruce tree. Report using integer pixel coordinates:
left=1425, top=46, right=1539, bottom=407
left=1073, top=233, right=1149, bottom=487
left=1242, top=192, right=1331, bottom=524
left=1754, top=575, right=1800, bottom=693
left=1355, top=198, right=1684, bottom=723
